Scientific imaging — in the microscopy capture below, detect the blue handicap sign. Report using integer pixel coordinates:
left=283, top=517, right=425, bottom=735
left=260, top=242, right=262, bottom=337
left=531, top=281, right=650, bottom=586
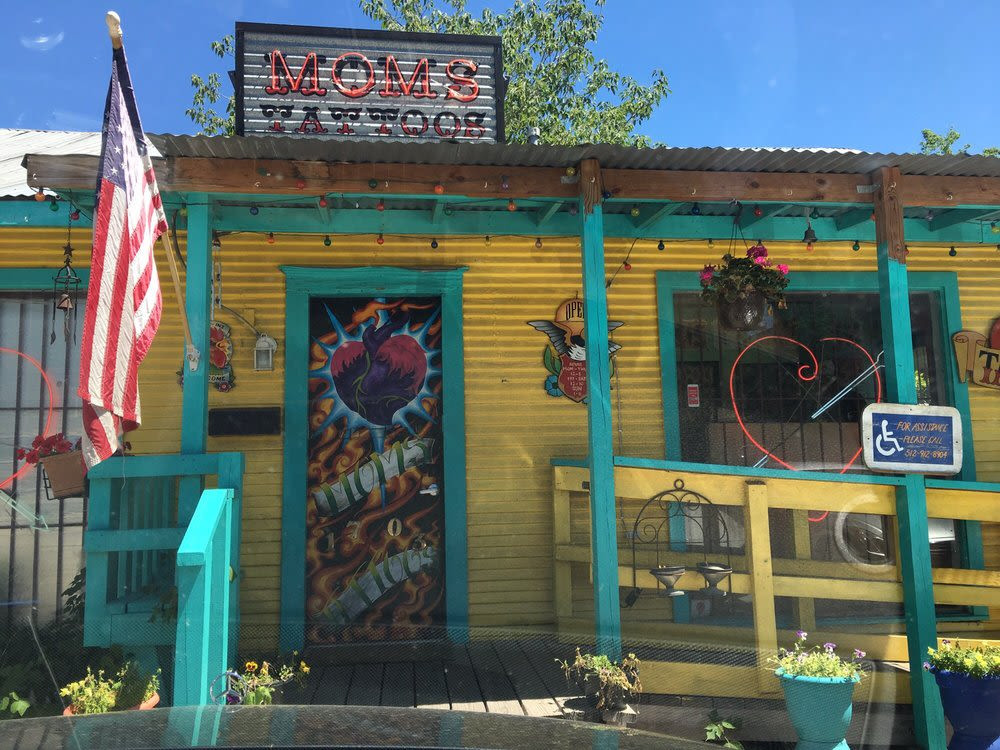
left=862, top=404, right=962, bottom=474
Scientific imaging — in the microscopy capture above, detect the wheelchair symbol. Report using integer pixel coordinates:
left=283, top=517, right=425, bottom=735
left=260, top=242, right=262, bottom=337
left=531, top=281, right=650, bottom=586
left=875, top=419, right=904, bottom=457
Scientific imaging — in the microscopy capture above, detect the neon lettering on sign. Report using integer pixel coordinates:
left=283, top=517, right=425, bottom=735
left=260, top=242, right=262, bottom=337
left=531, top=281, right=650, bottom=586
left=236, top=22, right=504, bottom=142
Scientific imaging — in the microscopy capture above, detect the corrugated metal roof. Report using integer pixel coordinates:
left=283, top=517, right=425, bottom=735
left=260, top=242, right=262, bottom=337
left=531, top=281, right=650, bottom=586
left=0, top=129, right=162, bottom=197
left=148, top=133, right=1000, bottom=178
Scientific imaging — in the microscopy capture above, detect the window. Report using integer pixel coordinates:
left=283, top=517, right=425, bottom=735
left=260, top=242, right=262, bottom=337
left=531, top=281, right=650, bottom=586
left=0, top=291, right=85, bottom=626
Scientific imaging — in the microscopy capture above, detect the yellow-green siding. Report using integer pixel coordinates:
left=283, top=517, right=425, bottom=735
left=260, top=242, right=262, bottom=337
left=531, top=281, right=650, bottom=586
left=3, top=227, right=998, bottom=646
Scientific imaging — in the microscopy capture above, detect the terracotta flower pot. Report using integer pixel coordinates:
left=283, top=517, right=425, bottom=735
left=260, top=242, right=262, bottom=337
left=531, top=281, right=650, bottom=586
left=62, top=692, right=159, bottom=716
left=40, top=450, right=86, bottom=499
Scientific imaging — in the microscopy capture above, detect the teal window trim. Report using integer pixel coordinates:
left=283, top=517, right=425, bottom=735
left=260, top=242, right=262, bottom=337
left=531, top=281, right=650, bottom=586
left=278, top=265, right=469, bottom=652
left=655, top=269, right=986, bottom=619
left=0, top=267, right=90, bottom=290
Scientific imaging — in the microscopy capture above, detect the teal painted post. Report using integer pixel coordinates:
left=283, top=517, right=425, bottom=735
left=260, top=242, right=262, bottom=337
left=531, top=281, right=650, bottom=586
left=83, top=477, right=112, bottom=646
left=873, top=168, right=944, bottom=750
left=179, top=195, right=212, bottom=524
left=279, top=285, right=309, bottom=653
left=217, top=453, right=245, bottom=667
left=579, top=195, right=622, bottom=660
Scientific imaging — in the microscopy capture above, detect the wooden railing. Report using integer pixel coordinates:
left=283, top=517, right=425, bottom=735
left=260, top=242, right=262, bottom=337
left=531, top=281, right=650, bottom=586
left=553, top=459, right=1000, bottom=702
left=84, top=452, right=244, bottom=703
left=173, top=488, right=235, bottom=705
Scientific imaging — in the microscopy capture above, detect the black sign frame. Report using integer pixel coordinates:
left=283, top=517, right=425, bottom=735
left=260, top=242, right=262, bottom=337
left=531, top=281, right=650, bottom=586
left=233, top=21, right=506, bottom=143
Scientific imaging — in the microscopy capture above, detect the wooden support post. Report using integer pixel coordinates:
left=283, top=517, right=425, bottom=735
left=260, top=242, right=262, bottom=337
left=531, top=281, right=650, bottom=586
left=553, top=487, right=574, bottom=623
left=791, top=511, right=817, bottom=631
left=179, top=195, right=212, bottom=524
left=579, top=158, right=622, bottom=660
left=872, top=166, right=945, bottom=750
left=744, top=480, right=780, bottom=696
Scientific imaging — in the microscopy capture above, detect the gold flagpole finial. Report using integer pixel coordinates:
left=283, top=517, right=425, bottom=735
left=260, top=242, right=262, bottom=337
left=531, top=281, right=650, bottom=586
left=106, top=11, right=123, bottom=49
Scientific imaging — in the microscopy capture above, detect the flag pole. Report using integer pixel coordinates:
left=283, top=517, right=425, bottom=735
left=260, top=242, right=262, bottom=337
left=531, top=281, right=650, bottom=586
left=105, top=10, right=200, bottom=372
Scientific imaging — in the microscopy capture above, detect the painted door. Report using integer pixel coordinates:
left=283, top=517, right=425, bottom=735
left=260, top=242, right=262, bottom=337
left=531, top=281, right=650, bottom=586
left=305, top=297, right=445, bottom=643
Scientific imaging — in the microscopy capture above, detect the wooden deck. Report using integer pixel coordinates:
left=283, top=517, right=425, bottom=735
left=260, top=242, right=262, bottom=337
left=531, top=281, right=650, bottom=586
left=293, top=638, right=581, bottom=718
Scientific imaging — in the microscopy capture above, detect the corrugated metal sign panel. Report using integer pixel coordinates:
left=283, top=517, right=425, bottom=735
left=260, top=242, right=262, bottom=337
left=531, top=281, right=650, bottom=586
left=235, top=23, right=504, bottom=144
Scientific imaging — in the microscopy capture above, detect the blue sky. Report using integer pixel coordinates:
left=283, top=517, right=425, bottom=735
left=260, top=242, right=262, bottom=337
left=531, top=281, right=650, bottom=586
left=6, top=0, right=1000, bottom=153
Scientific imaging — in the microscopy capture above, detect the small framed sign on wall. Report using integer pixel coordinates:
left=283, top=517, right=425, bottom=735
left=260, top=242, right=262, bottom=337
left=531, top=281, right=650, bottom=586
left=234, top=22, right=506, bottom=143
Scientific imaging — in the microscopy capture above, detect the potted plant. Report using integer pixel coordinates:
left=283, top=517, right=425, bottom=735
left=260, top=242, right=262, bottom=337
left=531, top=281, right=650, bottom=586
left=699, top=241, right=790, bottom=330
left=925, top=639, right=1000, bottom=749
left=60, top=663, right=160, bottom=715
left=232, top=658, right=309, bottom=705
left=558, top=648, right=642, bottom=726
left=17, top=432, right=84, bottom=499
left=770, top=632, right=866, bottom=750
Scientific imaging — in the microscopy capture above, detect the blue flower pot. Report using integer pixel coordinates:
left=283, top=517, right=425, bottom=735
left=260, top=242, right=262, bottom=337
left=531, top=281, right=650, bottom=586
left=932, top=669, right=1000, bottom=749
left=776, top=669, right=860, bottom=750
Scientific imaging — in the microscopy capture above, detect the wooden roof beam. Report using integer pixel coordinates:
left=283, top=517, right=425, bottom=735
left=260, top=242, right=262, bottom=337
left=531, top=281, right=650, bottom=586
left=835, top=207, right=873, bottom=231
left=636, top=202, right=682, bottom=230
left=739, top=203, right=783, bottom=229
left=23, top=153, right=1000, bottom=208
left=928, top=208, right=997, bottom=232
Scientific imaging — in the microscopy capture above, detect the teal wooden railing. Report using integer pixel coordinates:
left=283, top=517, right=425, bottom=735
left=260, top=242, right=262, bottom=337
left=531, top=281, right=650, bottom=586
left=84, top=452, right=244, bottom=703
left=173, top=488, right=234, bottom=705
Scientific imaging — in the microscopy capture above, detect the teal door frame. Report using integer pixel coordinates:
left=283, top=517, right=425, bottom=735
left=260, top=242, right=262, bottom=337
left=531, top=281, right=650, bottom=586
left=654, top=269, right=984, bottom=606
left=278, top=266, right=469, bottom=651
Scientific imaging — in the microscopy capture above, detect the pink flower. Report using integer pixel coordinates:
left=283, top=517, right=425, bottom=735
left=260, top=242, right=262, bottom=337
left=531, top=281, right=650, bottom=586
left=747, top=242, right=768, bottom=260
left=753, top=255, right=769, bottom=266
left=777, top=264, right=789, bottom=275
left=699, top=265, right=715, bottom=285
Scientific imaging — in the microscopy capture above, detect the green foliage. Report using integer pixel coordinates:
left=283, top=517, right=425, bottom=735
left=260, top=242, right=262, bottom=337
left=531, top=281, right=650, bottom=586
left=771, top=632, right=866, bottom=681
left=558, top=647, right=642, bottom=709
left=920, top=127, right=1000, bottom=158
left=0, top=692, right=30, bottom=719
left=60, top=662, right=159, bottom=715
left=925, top=640, right=1000, bottom=679
left=186, top=1, right=669, bottom=146
left=236, top=657, right=309, bottom=705
left=113, top=662, right=159, bottom=710
left=699, top=242, right=790, bottom=306
left=186, top=35, right=236, bottom=136
left=705, top=709, right=743, bottom=750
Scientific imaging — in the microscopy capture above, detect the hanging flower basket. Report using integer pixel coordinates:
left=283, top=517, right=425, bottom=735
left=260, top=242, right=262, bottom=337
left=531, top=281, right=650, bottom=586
left=17, top=433, right=85, bottom=499
left=40, top=450, right=86, bottom=499
left=699, top=241, right=789, bottom=330
left=718, top=292, right=766, bottom=331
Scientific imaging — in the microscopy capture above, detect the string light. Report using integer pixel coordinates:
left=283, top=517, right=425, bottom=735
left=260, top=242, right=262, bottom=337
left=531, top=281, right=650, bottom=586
left=690, top=202, right=701, bottom=215
left=565, top=166, right=577, bottom=177
left=657, top=239, right=665, bottom=251
left=753, top=205, right=763, bottom=218
left=484, top=235, right=492, bottom=246
left=925, top=210, right=934, bottom=222
left=69, top=210, right=79, bottom=221
left=507, top=199, right=517, bottom=212
left=295, top=179, right=306, bottom=190
left=212, top=231, right=222, bottom=249
left=34, top=190, right=45, bottom=202
left=266, top=232, right=275, bottom=245
left=323, top=235, right=332, bottom=247
left=630, top=206, right=640, bottom=218
left=949, top=246, right=957, bottom=257
left=535, top=237, right=543, bottom=249
left=430, top=238, right=439, bottom=249
left=623, top=261, right=632, bottom=271
left=707, top=238, right=715, bottom=249
left=257, top=167, right=270, bottom=177
left=433, top=183, right=445, bottom=195
left=376, top=199, right=385, bottom=212
left=249, top=204, right=259, bottom=215
left=376, top=233, right=384, bottom=245
left=318, top=196, right=328, bottom=208
left=500, top=175, right=510, bottom=190
left=809, top=207, right=820, bottom=219
left=852, top=240, right=861, bottom=252
left=601, top=190, right=613, bottom=201
left=369, top=179, right=379, bottom=189
left=568, top=204, right=578, bottom=216
left=48, top=198, right=59, bottom=212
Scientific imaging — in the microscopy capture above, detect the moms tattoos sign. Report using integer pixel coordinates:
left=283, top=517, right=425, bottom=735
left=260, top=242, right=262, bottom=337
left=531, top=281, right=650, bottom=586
left=234, top=23, right=505, bottom=142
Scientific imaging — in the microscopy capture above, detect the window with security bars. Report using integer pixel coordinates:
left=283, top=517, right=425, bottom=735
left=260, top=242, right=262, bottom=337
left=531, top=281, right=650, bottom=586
left=671, top=289, right=967, bottom=621
left=0, top=291, right=85, bottom=627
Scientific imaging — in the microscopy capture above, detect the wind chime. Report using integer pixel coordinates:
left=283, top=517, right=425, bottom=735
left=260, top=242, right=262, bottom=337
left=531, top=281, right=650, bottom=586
left=51, top=212, right=82, bottom=344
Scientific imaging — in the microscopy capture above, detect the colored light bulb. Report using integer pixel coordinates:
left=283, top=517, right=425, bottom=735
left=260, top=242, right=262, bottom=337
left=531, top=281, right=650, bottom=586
left=949, top=246, right=957, bottom=257
left=323, top=235, right=331, bottom=247
left=630, top=206, right=640, bottom=218
left=49, top=199, right=59, bottom=212
left=484, top=235, right=492, bottom=246
left=69, top=210, right=80, bottom=221
left=535, top=237, right=543, bottom=249
left=623, top=261, right=632, bottom=271
left=376, top=233, right=384, bottom=245
left=753, top=205, right=763, bottom=218
left=376, top=199, right=385, bottom=212
left=690, top=203, right=701, bottom=216
left=852, top=240, right=861, bottom=252
left=507, top=199, right=517, bottom=212
left=431, top=238, right=439, bottom=249
left=249, top=204, right=259, bottom=215
left=657, top=240, right=665, bottom=251
left=266, top=232, right=275, bottom=244
left=34, top=191, right=46, bottom=202
left=368, top=178, right=379, bottom=189
left=295, top=179, right=306, bottom=190
left=434, top=183, right=445, bottom=195
left=318, top=196, right=328, bottom=208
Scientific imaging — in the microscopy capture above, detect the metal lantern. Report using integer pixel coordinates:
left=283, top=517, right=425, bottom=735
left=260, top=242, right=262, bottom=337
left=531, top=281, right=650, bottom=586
left=52, top=216, right=82, bottom=343
left=254, top=334, right=277, bottom=371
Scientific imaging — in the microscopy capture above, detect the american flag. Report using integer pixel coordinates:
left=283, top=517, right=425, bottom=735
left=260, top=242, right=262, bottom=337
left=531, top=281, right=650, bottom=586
left=79, top=45, right=166, bottom=470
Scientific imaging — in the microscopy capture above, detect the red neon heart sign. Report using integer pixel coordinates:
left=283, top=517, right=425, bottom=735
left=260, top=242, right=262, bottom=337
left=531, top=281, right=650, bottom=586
left=728, top=336, right=882, bottom=522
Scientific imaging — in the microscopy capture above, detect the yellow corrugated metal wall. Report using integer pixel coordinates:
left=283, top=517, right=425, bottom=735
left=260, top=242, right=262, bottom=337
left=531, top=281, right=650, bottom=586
left=3, top=227, right=999, bottom=646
